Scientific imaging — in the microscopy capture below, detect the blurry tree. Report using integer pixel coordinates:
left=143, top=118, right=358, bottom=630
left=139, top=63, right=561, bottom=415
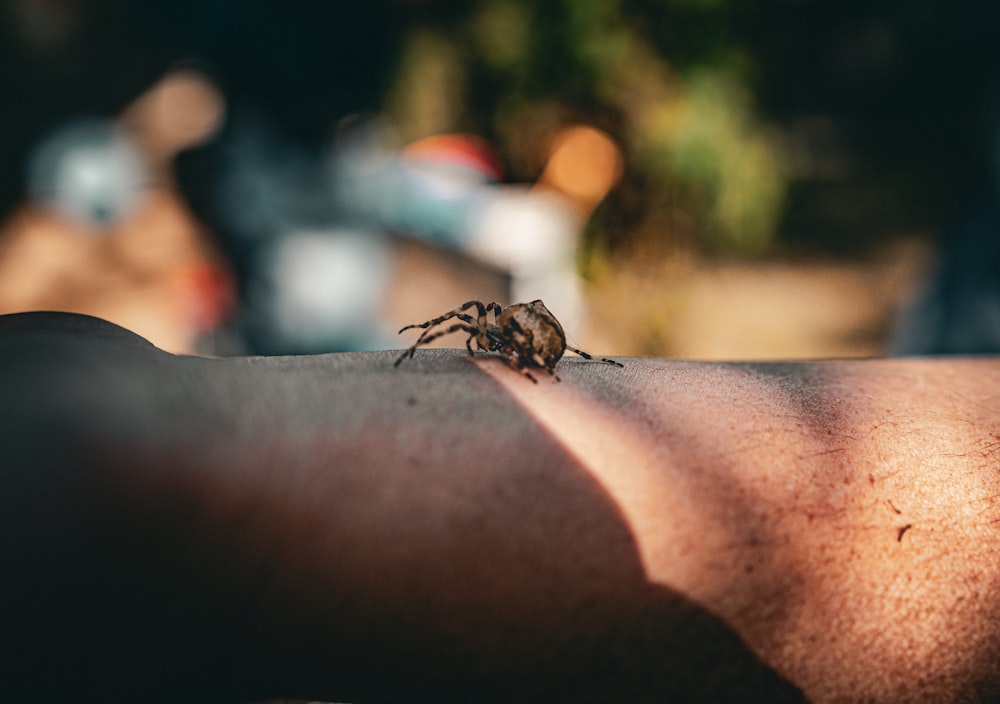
left=385, top=0, right=790, bottom=258
left=384, top=0, right=1000, bottom=259
left=740, top=1, right=1000, bottom=253
left=5, top=0, right=999, bottom=262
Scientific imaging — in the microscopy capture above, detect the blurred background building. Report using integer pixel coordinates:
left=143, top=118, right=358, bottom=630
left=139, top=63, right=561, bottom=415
left=2, top=0, right=999, bottom=358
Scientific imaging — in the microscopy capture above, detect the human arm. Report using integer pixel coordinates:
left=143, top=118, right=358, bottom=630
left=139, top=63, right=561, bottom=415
left=2, top=311, right=999, bottom=702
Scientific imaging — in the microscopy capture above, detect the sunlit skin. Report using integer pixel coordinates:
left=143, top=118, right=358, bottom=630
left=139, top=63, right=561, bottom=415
left=3, top=312, right=1000, bottom=702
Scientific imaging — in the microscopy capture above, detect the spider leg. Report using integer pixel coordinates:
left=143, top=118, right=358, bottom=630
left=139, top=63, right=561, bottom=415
left=499, top=351, right=564, bottom=384
left=486, top=301, right=503, bottom=324
left=394, top=322, right=481, bottom=367
left=398, top=302, right=497, bottom=361
left=409, top=313, right=484, bottom=357
left=412, top=313, right=475, bottom=347
left=477, top=301, right=503, bottom=350
left=532, top=351, right=561, bottom=382
left=398, top=301, right=489, bottom=334
left=464, top=327, right=488, bottom=355
left=566, top=346, right=624, bottom=368
left=499, top=354, right=539, bottom=384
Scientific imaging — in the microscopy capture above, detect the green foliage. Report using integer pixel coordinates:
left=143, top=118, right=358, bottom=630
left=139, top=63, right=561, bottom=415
left=653, top=66, right=787, bottom=254
left=384, top=0, right=788, bottom=256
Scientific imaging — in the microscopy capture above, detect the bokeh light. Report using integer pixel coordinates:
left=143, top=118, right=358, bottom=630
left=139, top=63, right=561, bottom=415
left=1, top=1, right=998, bottom=357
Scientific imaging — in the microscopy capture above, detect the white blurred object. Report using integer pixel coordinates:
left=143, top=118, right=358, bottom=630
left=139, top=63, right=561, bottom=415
left=465, top=187, right=584, bottom=330
left=259, top=229, right=392, bottom=350
left=27, top=120, right=149, bottom=226
left=326, top=119, right=627, bottom=342
left=332, top=125, right=586, bottom=329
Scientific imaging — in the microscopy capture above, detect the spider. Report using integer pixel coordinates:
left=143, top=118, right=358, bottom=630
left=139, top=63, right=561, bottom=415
left=394, top=299, right=624, bottom=383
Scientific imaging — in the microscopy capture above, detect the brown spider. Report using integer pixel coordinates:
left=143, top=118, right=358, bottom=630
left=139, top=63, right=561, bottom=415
left=394, top=299, right=624, bottom=382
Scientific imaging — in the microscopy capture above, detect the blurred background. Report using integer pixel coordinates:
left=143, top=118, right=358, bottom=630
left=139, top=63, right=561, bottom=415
left=3, top=0, right=1000, bottom=359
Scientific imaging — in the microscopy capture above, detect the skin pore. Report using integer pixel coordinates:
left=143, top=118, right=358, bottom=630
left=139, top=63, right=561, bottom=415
left=2, top=312, right=1000, bottom=702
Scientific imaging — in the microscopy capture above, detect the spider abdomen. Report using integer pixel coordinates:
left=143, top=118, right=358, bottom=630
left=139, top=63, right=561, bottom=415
left=499, top=301, right=567, bottom=370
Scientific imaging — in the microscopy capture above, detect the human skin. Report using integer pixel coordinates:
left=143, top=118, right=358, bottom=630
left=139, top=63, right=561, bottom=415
left=2, top=312, right=1000, bottom=703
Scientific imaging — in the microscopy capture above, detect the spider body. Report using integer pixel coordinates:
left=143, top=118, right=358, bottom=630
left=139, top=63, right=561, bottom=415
left=394, top=299, right=623, bottom=382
